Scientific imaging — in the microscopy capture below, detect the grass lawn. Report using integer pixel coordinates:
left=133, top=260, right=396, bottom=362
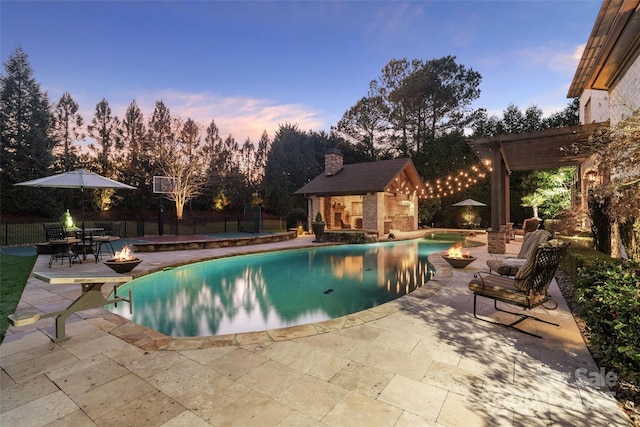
left=0, top=247, right=37, bottom=343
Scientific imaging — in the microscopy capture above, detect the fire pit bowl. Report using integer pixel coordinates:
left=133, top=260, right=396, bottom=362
left=442, top=255, right=476, bottom=269
left=104, top=258, right=142, bottom=274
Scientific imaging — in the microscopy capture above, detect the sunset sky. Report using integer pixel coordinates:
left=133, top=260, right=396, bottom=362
left=2, top=1, right=601, bottom=143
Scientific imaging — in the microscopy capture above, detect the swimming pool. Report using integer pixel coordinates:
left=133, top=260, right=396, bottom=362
left=107, top=234, right=472, bottom=337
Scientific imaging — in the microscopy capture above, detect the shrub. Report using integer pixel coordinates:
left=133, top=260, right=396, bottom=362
left=286, top=208, right=307, bottom=230
left=575, top=261, right=640, bottom=386
left=559, top=237, right=621, bottom=284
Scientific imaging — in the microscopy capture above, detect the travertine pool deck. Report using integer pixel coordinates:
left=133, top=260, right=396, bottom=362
left=1, top=231, right=631, bottom=426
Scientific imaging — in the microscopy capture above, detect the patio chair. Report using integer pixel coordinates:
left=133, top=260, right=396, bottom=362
left=513, top=218, right=540, bottom=240
left=340, top=218, right=351, bottom=229
left=486, top=229, right=551, bottom=276
left=468, top=239, right=570, bottom=338
left=94, top=220, right=121, bottom=259
left=43, top=222, right=80, bottom=267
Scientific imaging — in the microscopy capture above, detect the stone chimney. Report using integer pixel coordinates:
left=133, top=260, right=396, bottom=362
left=325, top=148, right=343, bottom=176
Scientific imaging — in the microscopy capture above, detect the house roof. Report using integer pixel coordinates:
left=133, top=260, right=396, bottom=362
left=294, top=158, right=426, bottom=197
left=568, top=0, right=640, bottom=98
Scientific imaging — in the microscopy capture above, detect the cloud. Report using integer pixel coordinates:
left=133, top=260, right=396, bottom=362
left=365, top=2, right=424, bottom=39
left=93, top=91, right=328, bottom=143
left=515, top=43, right=586, bottom=73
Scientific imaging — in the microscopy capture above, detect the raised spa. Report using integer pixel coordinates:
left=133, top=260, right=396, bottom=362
left=108, top=234, right=474, bottom=337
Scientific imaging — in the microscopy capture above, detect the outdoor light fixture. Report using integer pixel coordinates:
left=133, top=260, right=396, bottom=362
left=61, top=209, right=75, bottom=229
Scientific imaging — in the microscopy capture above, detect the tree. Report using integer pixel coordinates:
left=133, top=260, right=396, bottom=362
left=253, top=130, right=270, bottom=205
left=51, top=92, right=84, bottom=172
left=369, top=56, right=482, bottom=156
left=471, top=100, right=580, bottom=224
left=586, top=109, right=640, bottom=261
left=203, top=119, right=226, bottom=211
left=263, top=124, right=324, bottom=215
left=544, top=97, right=580, bottom=128
left=147, top=100, right=177, bottom=177
left=0, top=46, right=57, bottom=214
left=335, top=95, right=388, bottom=161
left=120, top=99, right=149, bottom=210
left=520, top=169, right=572, bottom=219
left=159, top=117, right=210, bottom=219
left=239, top=137, right=260, bottom=204
left=86, top=98, right=123, bottom=211
left=218, top=134, right=245, bottom=209
left=521, top=192, right=545, bottom=219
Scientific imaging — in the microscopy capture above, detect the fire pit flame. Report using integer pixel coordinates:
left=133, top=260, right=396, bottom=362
left=113, top=245, right=135, bottom=262
left=446, top=242, right=471, bottom=259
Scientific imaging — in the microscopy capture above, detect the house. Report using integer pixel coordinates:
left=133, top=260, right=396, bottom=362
left=295, top=149, right=426, bottom=237
left=567, top=0, right=640, bottom=227
left=469, top=0, right=638, bottom=253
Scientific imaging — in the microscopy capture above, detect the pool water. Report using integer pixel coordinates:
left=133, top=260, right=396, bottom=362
left=108, top=234, right=471, bottom=337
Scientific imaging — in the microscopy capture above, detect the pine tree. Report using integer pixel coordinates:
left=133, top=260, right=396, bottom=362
left=0, top=46, right=57, bottom=214
left=120, top=99, right=149, bottom=210
left=52, top=92, right=84, bottom=172
left=86, top=98, right=123, bottom=211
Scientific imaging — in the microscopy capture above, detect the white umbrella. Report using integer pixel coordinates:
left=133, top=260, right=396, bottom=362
left=451, top=198, right=487, bottom=207
left=15, top=168, right=136, bottom=228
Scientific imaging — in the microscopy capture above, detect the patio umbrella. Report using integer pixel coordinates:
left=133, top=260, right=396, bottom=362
left=14, top=168, right=136, bottom=229
left=451, top=198, right=487, bottom=207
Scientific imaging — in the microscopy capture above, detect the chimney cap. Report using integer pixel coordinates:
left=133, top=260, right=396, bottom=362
left=326, top=148, right=343, bottom=156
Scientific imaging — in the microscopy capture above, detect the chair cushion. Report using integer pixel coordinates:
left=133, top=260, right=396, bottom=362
left=486, top=259, right=519, bottom=276
left=468, top=274, right=547, bottom=307
left=517, top=229, right=551, bottom=258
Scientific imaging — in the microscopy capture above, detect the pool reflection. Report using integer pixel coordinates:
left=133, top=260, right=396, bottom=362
left=109, top=239, right=446, bottom=337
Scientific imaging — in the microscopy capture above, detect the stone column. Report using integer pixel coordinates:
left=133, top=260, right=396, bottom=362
left=488, top=229, right=506, bottom=254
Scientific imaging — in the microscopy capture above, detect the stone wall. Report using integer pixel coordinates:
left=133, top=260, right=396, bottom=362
left=324, top=230, right=379, bottom=244
left=609, top=57, right=640, bottom=125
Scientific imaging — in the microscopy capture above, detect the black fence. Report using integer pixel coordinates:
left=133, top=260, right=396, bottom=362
left=1, top=216, right=287, bottom=246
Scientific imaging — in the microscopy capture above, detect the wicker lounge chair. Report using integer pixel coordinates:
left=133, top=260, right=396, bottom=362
left=469, top=239, right=570, bottom=338
left=486, top=229, right=551, bottom=276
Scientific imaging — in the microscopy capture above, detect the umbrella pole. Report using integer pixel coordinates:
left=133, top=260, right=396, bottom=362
left=81, top=187, right=85, bottom=231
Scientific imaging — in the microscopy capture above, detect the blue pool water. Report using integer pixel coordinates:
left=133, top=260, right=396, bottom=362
left=108, top=233, right=473, bottom=337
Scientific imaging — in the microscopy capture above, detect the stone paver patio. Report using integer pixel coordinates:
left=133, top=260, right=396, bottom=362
left=0, top=231, right=631, bottom=426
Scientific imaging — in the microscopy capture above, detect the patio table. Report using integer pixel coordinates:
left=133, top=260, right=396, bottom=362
left=8, top=272, right=133, bottom=342
left=68, top=227, right=103, bottom=262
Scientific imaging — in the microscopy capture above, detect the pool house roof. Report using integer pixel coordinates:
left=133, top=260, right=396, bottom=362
left=295, top=158, right=426, bottom=197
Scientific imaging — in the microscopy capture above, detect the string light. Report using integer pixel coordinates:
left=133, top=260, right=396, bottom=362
left=420, top=161, right=490, bottom=200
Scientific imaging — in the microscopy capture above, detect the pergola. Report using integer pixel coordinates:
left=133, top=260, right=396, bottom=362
left=468, top=121, right=608, bottom=232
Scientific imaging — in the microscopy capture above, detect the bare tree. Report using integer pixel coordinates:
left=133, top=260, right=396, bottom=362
left=159, top=118, right=210, bottom=219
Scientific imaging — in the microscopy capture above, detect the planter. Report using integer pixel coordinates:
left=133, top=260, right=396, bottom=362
left=104, top=258, right=143, bottom=274
left=311, top=222, right=326, bottom=242
left=442, top=255, right=476, bottom=269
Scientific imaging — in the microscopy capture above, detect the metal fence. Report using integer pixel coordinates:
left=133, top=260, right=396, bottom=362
left=1, top=216, right=287, bottom=246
